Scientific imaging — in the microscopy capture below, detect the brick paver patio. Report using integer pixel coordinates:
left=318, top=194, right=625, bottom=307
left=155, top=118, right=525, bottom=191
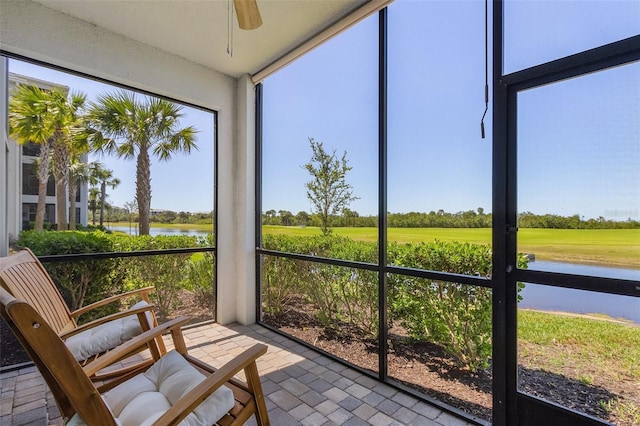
left=0, top=322, right=473, bottom=426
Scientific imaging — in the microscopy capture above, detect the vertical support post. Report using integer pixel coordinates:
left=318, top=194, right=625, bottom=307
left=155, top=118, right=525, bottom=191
left=492, top=0, right=518, bottom=424
left=377, top=7, right=389, bottom=382
left=254, top=83, right=263, bottom=323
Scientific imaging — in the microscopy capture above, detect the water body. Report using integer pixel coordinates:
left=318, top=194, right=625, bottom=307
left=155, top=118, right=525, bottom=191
left=107, top=225, right=211, bottom=237
left=520, top=260, right=640, bottom=324
left=107, top=226, right=640, bottom=323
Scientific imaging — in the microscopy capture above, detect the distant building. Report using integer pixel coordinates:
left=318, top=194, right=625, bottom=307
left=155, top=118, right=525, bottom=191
left=1, top=73, right=89, bottom=250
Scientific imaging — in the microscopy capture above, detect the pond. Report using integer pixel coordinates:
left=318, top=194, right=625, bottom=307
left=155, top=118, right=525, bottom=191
left=519, top=260, right=640, bottom=324
left=107, top=225, right=211, bottom=237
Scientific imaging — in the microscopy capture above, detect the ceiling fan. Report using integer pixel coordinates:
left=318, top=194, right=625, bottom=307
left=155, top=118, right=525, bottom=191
left=233, top=0, right=263, bottom=30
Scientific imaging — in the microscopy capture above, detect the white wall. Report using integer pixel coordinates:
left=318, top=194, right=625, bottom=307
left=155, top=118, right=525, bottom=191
left=0, top=0, right=256, bottom=324
left=234, top=75, right=257, bottom=325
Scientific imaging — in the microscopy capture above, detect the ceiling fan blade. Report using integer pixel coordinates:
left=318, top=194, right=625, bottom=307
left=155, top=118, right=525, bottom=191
left=233, top=0, right=263, bottom=30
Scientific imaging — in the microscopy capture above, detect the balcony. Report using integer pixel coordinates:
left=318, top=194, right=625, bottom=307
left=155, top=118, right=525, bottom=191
left=1, top=1, right=638, bottom=425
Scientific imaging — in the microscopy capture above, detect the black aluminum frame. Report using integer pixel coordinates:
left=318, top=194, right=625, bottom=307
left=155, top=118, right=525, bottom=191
left=502, top=33, right=640, bottom=426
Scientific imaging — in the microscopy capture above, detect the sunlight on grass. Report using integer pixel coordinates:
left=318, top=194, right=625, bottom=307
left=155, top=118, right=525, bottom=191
left=600, top=398, right=640, bottom=426
left=519, top=310, right=640, bottom=376
left=262, top=225, right=640, bottom=267
left=519, top=310, right=640, bottom=424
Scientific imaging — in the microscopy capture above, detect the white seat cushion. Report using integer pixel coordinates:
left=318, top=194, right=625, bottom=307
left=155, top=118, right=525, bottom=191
left=65, top=301, right=154, bottom=361
left=66, top=350, right=235, bottom=426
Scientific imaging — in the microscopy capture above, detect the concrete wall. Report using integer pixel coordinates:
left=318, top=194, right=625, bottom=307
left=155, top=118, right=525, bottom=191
left=0, top=0, right=256, bottom=324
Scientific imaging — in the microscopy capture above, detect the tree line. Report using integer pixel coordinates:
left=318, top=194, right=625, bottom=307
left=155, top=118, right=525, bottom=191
left=263, top=209, right=640, bottom=229
left=105, top=209, right=213, bottom=225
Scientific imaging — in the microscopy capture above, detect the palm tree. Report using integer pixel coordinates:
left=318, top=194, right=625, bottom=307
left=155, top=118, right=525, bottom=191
left=88, top=187, right=100, bottom=225
left=68, top=161, right=91, bottom=230
left=49, top=90, right=87, bottom=230
left=66, top=123, right=97, bottom=230
left=97, top=171, right=120, bottom=227
left=9, top=85, right=55, bottom=231
left=9, top=84, right=87, bottom=231
left=87, top=162, right=120, bottom=227
left=88, top=91, right=197, bottom=235
left=124, top=199, right=138, bottom=236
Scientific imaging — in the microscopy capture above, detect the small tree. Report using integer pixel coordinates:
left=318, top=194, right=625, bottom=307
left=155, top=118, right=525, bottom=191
left=303, top=137, right=358, bottom=236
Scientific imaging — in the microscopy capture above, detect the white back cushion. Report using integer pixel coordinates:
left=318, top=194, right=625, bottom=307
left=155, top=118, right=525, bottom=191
left=65, top=301, right=153, bottom=361
left=67, top=350, right=235, bottom=426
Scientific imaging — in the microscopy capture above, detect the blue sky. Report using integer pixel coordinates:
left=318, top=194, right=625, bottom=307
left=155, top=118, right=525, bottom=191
left=8, top=0, right=639, bottom=220
left=263, top=0, right=639, bottom=220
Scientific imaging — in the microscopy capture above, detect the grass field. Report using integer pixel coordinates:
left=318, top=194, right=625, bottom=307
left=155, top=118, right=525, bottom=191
left=109, top=222, right=640, bottom=268
left=262, top=226, right=640, bottom=269
left=518, top=309, right=640, bottom=424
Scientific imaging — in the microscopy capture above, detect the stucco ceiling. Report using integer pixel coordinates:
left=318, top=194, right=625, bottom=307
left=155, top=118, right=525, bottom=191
left=31, top=0, right=367, bottom=78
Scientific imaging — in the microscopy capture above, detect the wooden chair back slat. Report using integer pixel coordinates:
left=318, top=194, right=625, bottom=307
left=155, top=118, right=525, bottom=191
left=0, top=249, right=74, bottom=334
left=1, top=284, right=270, bottom=426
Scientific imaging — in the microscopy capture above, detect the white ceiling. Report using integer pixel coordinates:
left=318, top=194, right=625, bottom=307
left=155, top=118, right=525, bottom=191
left=32, top=0, right=367, bottom=78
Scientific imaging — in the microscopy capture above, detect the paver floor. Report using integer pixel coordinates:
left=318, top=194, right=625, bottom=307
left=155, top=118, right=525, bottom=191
left=0, top=322, right=474, bottom=426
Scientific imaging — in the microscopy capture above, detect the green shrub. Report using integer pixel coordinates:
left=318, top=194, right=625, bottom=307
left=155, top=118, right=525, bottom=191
left=111, top=234, right=200, bottom=321
left=185, top=234, right=216, bottom=309
left=262, top=235, right=527, bottom=371
left=16, top=230, right=121, bottom=322
left=388, top=240, right=528, bottom=371
left=262, top=234, right=379, bottom=335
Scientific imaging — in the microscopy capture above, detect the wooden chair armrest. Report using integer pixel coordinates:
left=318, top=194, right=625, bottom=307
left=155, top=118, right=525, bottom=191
left=153, top=344, right=268, bottom=425
left=70, top=286, right=155, bottom=318
left=60, top=304, right=156, bottom=339
left=83, top=316, right=190, bottom=377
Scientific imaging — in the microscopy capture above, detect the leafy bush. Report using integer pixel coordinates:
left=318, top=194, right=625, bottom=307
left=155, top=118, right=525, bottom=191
left=16, top=230, right=214, bottom=323
left=262, top=234, right=379, bottom=335
left=16, top=230, right=121, bottom=322
left=387, top=241, right=492, bottom=370
left=262, top=234, right=527, bottom=371
left=111, top=234, right=199, bottom=320
left=185, top=234, right=216, bottom=309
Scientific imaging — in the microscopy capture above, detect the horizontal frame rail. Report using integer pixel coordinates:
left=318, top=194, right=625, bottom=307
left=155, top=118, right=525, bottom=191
left=37, top=247, right=216, bottom=263
left=258, top=248, right=493, bottom=288
left=512, top=269, right=640, bottom=297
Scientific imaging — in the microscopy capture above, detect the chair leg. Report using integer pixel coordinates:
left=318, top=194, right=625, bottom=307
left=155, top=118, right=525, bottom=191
left=244, top=362, right=270, bottom=426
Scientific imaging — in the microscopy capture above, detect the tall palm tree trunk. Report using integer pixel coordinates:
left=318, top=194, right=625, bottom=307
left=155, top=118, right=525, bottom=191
left=136, top=147, right=151, bottom=235
left=68, top=180, right=78, bottom=230
left=100, top=181, right=107, bottom=227
left=35, top=142, right=52, bottom=231
left=52, top=135, right=69, bottom=230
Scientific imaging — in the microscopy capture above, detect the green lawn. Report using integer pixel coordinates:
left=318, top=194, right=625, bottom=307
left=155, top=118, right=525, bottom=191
left=108, top=222, right=639, bottom=268
left=518, top=310, right=640, bottom=424
left=263, top=226, right=640, bottom=268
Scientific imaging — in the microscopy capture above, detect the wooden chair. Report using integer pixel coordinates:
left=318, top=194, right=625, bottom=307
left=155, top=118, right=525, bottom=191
left=0, top=248, right=165, bottom=380
left=0, top=287, right=270, bottom=426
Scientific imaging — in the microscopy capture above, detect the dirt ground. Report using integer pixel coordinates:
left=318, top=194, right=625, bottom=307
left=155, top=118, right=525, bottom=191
left=263, top=304, right=637, bottom=426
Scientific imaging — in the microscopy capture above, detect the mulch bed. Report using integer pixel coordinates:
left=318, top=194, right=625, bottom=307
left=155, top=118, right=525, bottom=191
left=263, top=301, right=635, bottom=425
